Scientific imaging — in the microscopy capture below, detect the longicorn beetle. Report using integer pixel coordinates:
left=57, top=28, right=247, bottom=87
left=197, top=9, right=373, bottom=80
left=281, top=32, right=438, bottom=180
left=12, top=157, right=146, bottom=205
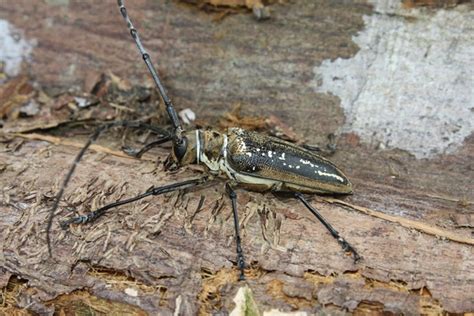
left=47, top=0, right=360, bottom=280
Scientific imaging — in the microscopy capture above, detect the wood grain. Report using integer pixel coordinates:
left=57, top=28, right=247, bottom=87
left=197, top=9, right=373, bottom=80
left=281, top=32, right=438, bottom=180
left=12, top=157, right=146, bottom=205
left=0, top=0, right=472, bottom=314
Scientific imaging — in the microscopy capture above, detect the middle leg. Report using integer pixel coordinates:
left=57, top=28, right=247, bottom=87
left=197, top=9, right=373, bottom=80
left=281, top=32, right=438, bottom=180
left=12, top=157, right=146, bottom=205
left=225, top=183, right=246, bottom=280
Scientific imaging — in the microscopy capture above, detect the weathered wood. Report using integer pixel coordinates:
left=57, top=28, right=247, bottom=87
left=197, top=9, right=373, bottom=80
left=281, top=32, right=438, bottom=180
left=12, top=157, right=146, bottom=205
left=0, top=0, right=473, bottom=315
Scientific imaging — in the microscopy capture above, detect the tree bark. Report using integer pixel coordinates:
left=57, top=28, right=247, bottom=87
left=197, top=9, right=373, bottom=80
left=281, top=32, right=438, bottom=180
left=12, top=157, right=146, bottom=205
left=0, top=0, right=472, bottom=314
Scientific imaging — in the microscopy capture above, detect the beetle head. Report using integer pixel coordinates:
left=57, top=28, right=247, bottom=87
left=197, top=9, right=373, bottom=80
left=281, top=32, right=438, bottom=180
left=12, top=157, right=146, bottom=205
left=165, top=130, right=198, bottom=170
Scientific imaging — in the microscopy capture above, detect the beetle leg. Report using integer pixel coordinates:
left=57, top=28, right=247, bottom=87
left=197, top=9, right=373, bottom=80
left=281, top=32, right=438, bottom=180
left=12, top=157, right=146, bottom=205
left=60, top=177, right=209, bottom=228
left=122, top=136, right=171, bottom=158
left=294, top=193, right=361, bottom=263
left=326, top=133, right=337, bottom=155
left=46, top=120, right=171, bottom=257
left=302, top=133, right=337, bottom=156
left=225, top=183, right=246, bottom=281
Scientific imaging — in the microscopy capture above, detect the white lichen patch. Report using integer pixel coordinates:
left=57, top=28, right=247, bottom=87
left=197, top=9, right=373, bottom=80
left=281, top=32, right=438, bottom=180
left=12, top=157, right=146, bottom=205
left=0, top=20, right=35, bottom=77
left=312, top=1, right=473, bottom=158
left=124, top=287, right=138, bottom=297
left=229, top=285, right=260, bottom=316
left=228, top=279, right=315, bottom=315
left=178, top=108, right=196, bottom=125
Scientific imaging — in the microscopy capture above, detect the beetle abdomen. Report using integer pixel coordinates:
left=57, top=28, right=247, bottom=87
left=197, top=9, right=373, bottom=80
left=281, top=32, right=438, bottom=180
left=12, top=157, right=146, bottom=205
left=225, top=128, right=352, bottom=194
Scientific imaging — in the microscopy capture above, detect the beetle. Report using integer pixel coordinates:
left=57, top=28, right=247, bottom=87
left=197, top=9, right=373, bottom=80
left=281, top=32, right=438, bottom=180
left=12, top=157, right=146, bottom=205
left=47, top=0, right=360, bottom=280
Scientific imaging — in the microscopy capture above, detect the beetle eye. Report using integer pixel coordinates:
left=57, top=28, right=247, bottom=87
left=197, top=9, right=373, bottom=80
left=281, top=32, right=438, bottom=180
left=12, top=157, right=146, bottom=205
left=173, top=137, right=188, bottom=161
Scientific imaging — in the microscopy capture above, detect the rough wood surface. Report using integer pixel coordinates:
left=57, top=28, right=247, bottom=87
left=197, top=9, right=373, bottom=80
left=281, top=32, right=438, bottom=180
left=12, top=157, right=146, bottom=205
left=1, top=0, right=473, bottom=315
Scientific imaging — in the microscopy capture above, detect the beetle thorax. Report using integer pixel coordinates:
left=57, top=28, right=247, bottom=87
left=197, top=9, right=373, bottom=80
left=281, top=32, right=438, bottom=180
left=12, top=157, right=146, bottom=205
left=197, top=129, right=226, bottom=172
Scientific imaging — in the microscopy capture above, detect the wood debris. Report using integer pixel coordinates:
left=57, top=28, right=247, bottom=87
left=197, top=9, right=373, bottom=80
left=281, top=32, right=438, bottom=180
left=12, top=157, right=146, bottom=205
left=219, top=103, right=299, bottom=141
left=180, top=0, right=274, bottom=19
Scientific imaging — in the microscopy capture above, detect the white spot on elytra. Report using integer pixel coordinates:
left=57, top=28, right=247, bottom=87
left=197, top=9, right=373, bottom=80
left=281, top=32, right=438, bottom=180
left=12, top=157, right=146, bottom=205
left=279, top=153, right=286, bottom=160
left=315, top=170, right=345, bottom=182
left=239, top=141, right=247, bottom=152
left=268, top=151, right=273, bottom=157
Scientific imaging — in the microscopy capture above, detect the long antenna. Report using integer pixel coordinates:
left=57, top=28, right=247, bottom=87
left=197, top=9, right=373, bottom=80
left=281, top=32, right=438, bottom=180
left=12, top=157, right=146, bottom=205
left=117, top=0, right=183, bottom=138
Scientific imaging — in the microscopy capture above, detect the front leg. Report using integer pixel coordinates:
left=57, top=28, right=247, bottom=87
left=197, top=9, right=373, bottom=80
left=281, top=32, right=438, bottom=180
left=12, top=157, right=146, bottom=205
left=60, top=177, right=209, bottom=228
left=225, top=183, right=246, bottom=281
left=122, top=136, right=171, bottom=158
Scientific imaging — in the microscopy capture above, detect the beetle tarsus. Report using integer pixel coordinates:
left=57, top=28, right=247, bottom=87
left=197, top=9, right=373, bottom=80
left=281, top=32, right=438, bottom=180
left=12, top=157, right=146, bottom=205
left=61, top=211, right=102, bottom=229
left=237, top=251, right=246, bottom=281
left=295, top=193, right=360, bottom=262
left=338, top=237, right=361, bottom=263
left=60, top=215, right=88, bottom=229
left=122, top=145, right=142, bottom=157
left=326, top=133, right=337, bottom=155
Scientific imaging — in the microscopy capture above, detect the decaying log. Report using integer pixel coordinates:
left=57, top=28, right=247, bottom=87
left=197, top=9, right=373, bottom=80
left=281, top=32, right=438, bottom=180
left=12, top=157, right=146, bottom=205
left=0, top=0, right=472, bottom=314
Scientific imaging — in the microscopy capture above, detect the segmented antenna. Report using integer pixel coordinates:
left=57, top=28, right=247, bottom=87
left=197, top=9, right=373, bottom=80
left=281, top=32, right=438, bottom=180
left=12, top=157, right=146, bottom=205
left=117, top=0, right=183, bottom=139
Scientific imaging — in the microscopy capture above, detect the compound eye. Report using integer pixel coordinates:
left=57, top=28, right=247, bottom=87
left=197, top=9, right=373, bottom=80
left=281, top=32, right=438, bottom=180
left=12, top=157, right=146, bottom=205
left=173, top=137, right=188, bottom=162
